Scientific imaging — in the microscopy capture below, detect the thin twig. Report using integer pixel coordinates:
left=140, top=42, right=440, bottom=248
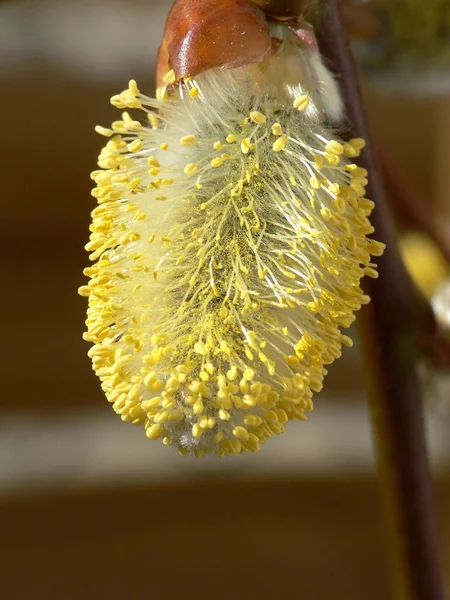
left=317, top=2, right=446, bottom=599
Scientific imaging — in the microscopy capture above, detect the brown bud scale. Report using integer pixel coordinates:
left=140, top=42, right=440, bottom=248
left=156, top=0, right=273, bottom=87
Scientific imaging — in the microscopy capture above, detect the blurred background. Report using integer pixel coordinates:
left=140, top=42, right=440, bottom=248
left=1, top=1, right=449, bottom=598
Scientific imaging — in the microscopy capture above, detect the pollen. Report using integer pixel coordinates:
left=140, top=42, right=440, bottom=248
left=180, top=135, right=197, bottom=147
left=343, top=143, right=358, bottom=158
left=310, top=175, right=321, bottom=189
left=293, top=95, right=310, bottom=111
left=272, top=136, right=287, bottom=152
left=250, top=111, right=267, bottom=124
left=128, top=79, right=139, bottom=96
left=184, top=163, right=198, bottom=176
left=148, top=156, right=160, bottom=168
left=94, top=125, right=113, bottom=137
left=314, top=154, right=324, bottom=169
left=241, top=138, right=253, bottom=154
left=81, top=50, right=384, bottom=458
left=271, top=123, right=283, bottom=136
left=128, top=139, right=142, bottom=152
left=350, top=138, right=366, bottom=150
left=325, top=140, right=344, bottom=156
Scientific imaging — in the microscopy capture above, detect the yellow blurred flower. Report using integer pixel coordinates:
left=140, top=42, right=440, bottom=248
left=400, top=232, right=449, bottom=299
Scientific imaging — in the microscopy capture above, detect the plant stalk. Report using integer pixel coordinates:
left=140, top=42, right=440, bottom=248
left=317, top=2, right=446, bottom=599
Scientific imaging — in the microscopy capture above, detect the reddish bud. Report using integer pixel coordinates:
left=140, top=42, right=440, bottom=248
left=156, top=0, right=273, bottom=86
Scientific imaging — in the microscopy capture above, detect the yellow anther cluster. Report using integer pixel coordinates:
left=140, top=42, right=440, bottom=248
left=180, top=135, right=197, bottom=147
left=210, top=157, right=223, bottom=168
left=81, top=59, right=384, bottom=458
left=128, top=139, right=142, bottom=153
left=250, top=111, right=267, bottom=124
left=293, top=95, right=310, bottom=111
left=184, top=163, right=198, bottom=176
left=273, top=136, right=288, bottom=152
left=271, top=122, right=283, bottom=136
left=240, top=138, right=254, bottom=154
left=110, top=80, right=142, bottom=110
left=95, top=125, right=113, bottom=137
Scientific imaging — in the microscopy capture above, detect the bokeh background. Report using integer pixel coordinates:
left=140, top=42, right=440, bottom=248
left=1, top=1, right=449, bottom=598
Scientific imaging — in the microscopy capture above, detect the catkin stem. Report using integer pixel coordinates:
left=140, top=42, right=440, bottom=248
left=317, top=2, right=446, bottom=599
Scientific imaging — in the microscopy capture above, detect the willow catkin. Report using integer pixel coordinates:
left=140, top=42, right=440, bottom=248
left=79, top=30, right=384, bottom=457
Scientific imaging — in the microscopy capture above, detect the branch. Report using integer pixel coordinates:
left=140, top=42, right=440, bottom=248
left=317, top=2, right=446, bottom=600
